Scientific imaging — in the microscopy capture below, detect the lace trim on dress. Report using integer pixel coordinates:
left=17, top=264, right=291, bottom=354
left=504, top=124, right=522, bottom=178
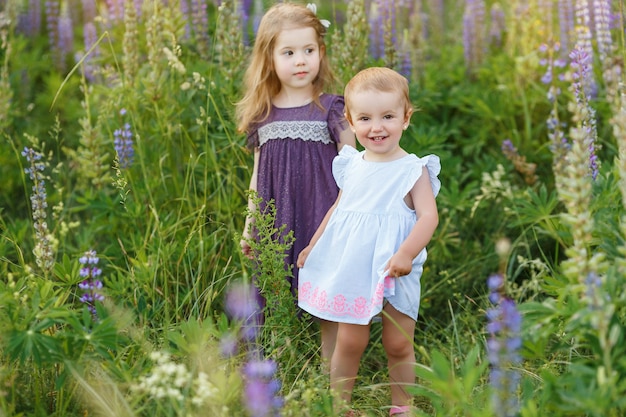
left=258, top=120, right=333, bottom=147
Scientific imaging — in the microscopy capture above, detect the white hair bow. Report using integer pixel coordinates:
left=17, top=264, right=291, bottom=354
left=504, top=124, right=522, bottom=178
left=307, top=3, right=331, bottom=28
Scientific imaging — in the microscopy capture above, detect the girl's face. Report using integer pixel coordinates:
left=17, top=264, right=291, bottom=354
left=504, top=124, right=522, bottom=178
left=272, top=26, right=321, bottom=93
left=347, top=89, right=412, bottom=161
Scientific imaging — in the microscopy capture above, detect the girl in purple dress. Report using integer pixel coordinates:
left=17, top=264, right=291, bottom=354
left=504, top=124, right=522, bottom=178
left=235, top=3, right=354, bottom=365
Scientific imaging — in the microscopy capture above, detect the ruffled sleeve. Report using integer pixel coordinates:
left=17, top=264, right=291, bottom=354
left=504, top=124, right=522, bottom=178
left=246, top=127, right=259, bottom=149
left=403, top=154, right=441, bottom=197
left=326, top=95, right=350, bottom=143
left=332, top=145, right=359, bottom=189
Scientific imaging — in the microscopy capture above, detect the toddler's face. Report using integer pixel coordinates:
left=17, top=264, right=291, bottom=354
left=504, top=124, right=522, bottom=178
left=347, top=89, right=411, bottom=161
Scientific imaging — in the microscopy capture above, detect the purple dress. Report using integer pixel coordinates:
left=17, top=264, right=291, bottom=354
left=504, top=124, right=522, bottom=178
left=248, top=94, right=349, bottom=294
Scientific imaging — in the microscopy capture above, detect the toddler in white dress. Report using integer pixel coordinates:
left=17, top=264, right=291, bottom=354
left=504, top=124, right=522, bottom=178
left=297, top=67, right=440, bottom=417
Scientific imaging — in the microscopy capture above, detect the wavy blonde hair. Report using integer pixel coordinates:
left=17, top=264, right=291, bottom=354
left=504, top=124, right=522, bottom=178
left=235, top=2, right=335, bottom=134
left=344, top=67, right=414, bottom=125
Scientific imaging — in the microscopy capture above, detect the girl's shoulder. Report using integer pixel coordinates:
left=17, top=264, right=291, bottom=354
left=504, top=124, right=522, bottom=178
left=320, top=93, right=344, bottom=105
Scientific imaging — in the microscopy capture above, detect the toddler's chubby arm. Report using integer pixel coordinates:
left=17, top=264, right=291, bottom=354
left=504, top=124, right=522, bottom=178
left=386, top=166, right=439, bottom=277
left=296, top=191, right=342, bottom=268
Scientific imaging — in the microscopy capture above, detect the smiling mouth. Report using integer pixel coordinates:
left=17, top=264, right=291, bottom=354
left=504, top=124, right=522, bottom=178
left=370, top=136, right=386, bottom=142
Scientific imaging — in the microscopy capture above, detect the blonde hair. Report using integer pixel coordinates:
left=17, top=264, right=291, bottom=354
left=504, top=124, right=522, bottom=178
left=344, top=67, right=414, bottom=124
left=235, top=2, right=335, bottom=134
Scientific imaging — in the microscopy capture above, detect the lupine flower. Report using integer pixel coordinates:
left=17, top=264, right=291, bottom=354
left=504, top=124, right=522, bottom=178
left=105, top=0, right=124, bottom=24
left=569, top=46, right=600, bottom=180
left=592, top=0, right=612, bottom=63
left=488, top=3, right=505, bottom=49
left=190, top=0, right=210, bottom=57
left=583, top=271, right=605, bottom=311
left=547, top=107, right=571, bottom=174
left=78, top=249, right=104, bottom=319
left=462, top=0, right=486, bottom=72
left=16, top=0, right=41, bottom=37
left=82, top=0, right=97, bottom=22
left=122, top=0, right=140, bottom=83
left=221, top=284, right=283, bottom=415
left=368, top=1, right=384, bottom=60
left=242, top=359, right=283, bottom=417
left=114, top=108, right=134, bottom=169
left=225, top=281, right=261, bottom=342
left=56, top=4, right=73, bottom=72
left=22, top=147, right=55, bottom=272
left=219, top=332, right=239, bottom=358
left=574, top=0, right=597, bottom=98
left=45, top=0, right=60, bottom=67
left=486, top=274, right=522, bottom=417
left=501, top=139, right=538, bottom=185
left=240, top=0, right=254, bottom=45
left=558, top=0, right=575, bottom=57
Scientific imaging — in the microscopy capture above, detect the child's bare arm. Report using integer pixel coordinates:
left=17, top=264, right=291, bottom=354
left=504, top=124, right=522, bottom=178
left=386, top=166, right=439, bottom=277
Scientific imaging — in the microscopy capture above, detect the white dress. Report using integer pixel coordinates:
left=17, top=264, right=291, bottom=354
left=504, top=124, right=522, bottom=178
left=297, top=145, right=441, bottom=325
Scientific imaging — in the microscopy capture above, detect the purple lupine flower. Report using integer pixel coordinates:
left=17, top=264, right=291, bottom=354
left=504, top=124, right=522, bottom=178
left=219, top=332, right=239, bottom=358
left=180, top=0, right=191, bottom=39
left=569, top=46, right=600, bottom=179
left=547, top=107, right=571, bottom=160
left=133, top=0, right=143, bottom=20
left=489, top=3, right=505, bottom=48
left=558, top=0, right=575, bottom=57
left=500, top=139, right=516, bottom=157
left=78, top=249, right=105, bottom=319
left=80, top=21, right=100, bottom=82
left=574, top=0, right=597, bottom=98
left=225, top=281, right=261, bottom=341
left=592, top=0, right=612, bottom=63
left=399, top=49, right=412, bottom=79
left=16, top=0, right=42, bottom=37
left=22, top=147, right=55, bottom=271
left=56, top=6, right=73, bottom=72
left=242, top=359, right=283, bottom=417
left=105, top=0, right=124, bottom=23
left=113, top=109, right=134, bottom=169
left=225, top=281, right=259, bottom=321
left=462, top=0, right=486, bottom=72
left=82, top=0, right=97, bottom=22
left=191, top=0, right=210, bottom=53
left=368, top=0, right=384, bottom=59
left=45, top=0, right=60, bottom=65
left=240, top=0, right=254, bottom=45
left=486, top=274, right=522, bottom=417
left=537, top=41, right=568, bottom=100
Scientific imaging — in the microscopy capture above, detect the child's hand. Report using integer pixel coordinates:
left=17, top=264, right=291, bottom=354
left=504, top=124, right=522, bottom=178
left=296, top=246, right=312, bottom=268
left=386, top=252, right=413, bottom=277
left=240, top=238, right=253, bottom=259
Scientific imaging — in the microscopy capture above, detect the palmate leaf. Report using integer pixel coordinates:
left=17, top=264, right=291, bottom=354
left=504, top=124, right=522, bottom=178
left=5, top=324, right=63, bottom=365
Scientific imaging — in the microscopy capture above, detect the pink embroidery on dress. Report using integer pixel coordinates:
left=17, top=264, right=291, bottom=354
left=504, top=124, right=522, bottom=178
left=316, top=290, right=328, bottom=310
left=372, top=282, right=385, bottom=305
left=332, top=294, right=347, bottom=313
left=299, top=282, right=312, bottom=301
left=384, top=276, right=394, bottom=290
left=300, top=283, right=389, bottom=321
left=353, top=297, right=370, bottom=317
